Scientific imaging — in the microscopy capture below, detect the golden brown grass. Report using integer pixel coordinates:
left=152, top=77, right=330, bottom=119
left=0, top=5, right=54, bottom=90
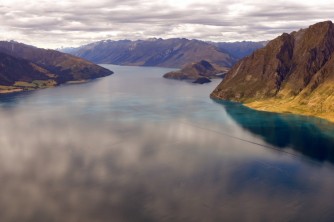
left=0, top=80, right=57, bottom=94
left=246, top=99, right=334, bottom=123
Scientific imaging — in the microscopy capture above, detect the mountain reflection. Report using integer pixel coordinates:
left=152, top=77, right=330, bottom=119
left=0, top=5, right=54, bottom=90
left=215, top=100, right=334, bottom=164
left=0, top=90, right=35, bottom=108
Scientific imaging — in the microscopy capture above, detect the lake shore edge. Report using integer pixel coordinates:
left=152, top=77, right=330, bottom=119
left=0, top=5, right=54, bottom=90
left=0, top=78, right=103, bottom=94
left=210, top=94, right=334, bottom=123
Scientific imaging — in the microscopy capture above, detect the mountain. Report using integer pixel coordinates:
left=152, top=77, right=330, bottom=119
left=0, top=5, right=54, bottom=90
left=211, top=21, right=334, bottom=122
left=0, top=52, right=56, bottom=89
left=211, top=41, right=268, bottom=60
left=163, top=60, right=228, bottom=84
left=0, top=41, right=113, bottom=93
left=62, top=38, right=234, bottom=68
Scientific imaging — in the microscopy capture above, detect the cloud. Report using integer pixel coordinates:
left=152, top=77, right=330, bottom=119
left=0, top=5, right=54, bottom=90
left=0, top=0, right=333, bottom=48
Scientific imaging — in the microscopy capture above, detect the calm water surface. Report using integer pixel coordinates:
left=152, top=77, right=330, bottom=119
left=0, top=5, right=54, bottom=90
left=0, top=65, right=334, bottom=221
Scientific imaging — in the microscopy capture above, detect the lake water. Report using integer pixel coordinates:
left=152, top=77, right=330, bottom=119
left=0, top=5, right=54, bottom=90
left=0, top=64, right=334, bottom=221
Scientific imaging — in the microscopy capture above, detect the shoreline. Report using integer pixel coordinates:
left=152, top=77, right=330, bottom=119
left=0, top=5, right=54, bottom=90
left=0, top=88, right=24, bottom=94
left=0, top=79, right=94, bottom=95
left=210, top=93, right=334, bottom=123
left=244, top=101, right=334, bottom=124
left=65, top=80, right=89, bottom=84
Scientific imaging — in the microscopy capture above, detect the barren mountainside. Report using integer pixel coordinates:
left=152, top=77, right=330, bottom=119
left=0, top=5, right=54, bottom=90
left=211, top=21, right=334, bottom=122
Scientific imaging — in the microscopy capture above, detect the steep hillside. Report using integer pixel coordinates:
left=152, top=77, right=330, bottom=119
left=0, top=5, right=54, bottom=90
left=211, top=21, right=334, bottom=122
left=0, top=52, right=47, bottom=86
left=0, top=41, right=113, bottom=83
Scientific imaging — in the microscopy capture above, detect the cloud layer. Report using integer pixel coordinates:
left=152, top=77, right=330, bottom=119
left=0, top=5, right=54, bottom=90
left=0, top=0, right=333, bottom=48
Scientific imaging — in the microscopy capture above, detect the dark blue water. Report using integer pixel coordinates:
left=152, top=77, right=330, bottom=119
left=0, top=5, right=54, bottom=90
left=0, top=65, right=334, bottom=221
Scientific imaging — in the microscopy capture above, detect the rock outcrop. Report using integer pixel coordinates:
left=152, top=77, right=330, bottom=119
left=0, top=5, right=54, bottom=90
left=163, top=60, right=228, bottom=84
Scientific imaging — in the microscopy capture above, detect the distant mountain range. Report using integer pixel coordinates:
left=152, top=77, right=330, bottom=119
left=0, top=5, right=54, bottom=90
left=211, top=21, right=334, bottom=122
left=211, top=41, right=268, bottom=60
left=0, top=41, right=113, bottom=93
left=163, top=60, right=228, bottom=84
left=61, top=38, right=266, bottom=68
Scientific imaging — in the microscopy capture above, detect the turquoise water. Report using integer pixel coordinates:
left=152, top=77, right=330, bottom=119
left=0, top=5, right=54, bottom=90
left=0, top=64, right=334, bottom=221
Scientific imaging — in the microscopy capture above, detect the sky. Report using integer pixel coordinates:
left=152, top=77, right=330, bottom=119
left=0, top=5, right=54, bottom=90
left=0, top=0, right=333, bottom=49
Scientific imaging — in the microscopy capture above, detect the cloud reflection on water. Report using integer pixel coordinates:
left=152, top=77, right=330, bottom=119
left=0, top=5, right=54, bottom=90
left=0, top=108, right=334, bottom=221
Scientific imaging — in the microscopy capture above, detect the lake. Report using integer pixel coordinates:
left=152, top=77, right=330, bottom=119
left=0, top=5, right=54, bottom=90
left=0, top=64, right=334, bottom=221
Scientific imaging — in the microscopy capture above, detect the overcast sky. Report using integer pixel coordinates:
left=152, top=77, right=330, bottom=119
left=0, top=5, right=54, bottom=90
left=0, top=0, right=333, bottom=48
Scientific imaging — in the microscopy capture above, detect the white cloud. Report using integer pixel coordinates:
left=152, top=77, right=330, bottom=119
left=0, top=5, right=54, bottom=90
left=0, top=0, right=333, bottom=48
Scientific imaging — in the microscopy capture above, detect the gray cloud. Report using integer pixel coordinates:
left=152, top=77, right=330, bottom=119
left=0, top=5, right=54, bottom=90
left=0, top=0, right=333, bottom=48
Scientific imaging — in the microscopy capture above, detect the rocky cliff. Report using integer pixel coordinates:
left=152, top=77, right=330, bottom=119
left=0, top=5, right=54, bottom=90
left=211, top=21, right=334, bottom=122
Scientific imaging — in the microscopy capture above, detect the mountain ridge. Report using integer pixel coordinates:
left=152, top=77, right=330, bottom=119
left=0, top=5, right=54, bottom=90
left=210, top=41, right=268, bottom=60
left=61, top=38, right=266, bottom=68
